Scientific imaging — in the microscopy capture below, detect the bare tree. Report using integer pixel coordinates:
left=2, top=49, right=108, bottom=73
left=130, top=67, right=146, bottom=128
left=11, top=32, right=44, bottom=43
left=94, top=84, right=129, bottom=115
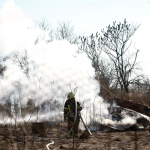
left=94, top=60, right=116, bottom=99
left=0, top=64, right=6, bottom=76
left=100, top=19, right=141, bottom=94
left=129, top=76, right=150, bottom=105
left=80, top=19, right=141, bottom=96
left=35, top=19, right=80, bottom=44
left=0, top=51, right=9, bottom=76
left=35, top=18, right=53, bottom=43
left=12, top=50, right=29, bottom=77
left=55, top=21, right=79, bottom=44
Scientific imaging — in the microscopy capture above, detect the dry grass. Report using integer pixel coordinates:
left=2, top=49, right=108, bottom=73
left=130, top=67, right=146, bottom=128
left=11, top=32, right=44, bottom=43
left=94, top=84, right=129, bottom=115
left=0, top=121, right=150, bottom=149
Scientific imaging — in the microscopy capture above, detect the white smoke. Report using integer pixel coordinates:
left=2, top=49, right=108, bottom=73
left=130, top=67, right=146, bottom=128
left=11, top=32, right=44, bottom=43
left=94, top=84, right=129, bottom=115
left=0, top=0, right=107, bottom=127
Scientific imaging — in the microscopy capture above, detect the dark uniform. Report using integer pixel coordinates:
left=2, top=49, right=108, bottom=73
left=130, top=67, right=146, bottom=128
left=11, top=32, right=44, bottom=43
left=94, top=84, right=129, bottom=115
left=64, top=97, right=82, bottom=137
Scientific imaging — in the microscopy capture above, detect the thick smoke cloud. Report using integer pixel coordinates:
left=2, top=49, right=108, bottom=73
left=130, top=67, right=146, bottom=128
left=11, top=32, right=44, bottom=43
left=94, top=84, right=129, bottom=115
left=0, top=0, right=106, bottom=128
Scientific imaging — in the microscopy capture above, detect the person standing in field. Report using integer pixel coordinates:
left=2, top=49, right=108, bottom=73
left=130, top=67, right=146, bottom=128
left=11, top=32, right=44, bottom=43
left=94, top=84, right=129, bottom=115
left=64, top=92, right=82, bottom=139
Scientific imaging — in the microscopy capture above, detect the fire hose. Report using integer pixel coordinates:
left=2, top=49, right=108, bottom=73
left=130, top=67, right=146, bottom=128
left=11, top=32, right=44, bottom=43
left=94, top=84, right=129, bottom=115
left=79, top=112, right=92, bottom=135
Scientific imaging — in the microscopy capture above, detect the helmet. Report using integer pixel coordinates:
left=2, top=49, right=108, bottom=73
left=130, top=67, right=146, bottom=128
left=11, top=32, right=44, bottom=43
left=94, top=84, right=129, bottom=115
left=67, top=92, right=75, bottom=99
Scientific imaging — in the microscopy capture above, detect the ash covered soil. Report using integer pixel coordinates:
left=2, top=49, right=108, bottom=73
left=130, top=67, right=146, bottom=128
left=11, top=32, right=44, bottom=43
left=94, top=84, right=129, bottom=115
left=0, top=123, right=150, bottom=150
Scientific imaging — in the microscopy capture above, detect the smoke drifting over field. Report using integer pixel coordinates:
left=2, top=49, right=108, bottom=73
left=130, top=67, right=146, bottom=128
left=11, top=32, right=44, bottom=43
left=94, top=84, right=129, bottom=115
left=0, top=0, right=106, bottom=127
left=0, top=0, right=143, bottom=130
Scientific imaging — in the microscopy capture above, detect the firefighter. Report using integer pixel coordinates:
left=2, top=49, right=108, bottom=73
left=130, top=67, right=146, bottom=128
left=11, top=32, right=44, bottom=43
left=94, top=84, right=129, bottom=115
left=64, top=92, right=82, bottom=139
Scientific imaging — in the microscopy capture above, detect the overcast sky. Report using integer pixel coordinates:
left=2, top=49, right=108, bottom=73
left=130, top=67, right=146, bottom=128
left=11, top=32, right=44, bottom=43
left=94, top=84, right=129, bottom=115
left=0, top=0, right=150, bottom=77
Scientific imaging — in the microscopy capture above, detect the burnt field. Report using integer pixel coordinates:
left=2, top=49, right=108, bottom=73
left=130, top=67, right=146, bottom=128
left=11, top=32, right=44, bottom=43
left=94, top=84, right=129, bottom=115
left=0, top=122, right=150, bottom=150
